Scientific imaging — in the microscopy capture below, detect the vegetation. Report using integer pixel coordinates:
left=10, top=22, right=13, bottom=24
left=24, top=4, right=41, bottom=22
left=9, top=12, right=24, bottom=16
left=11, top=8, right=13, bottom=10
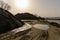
left=0, top=1, right=11, bottom=10
left=0, top=8, right=24, bottom=34
left=15, top=13, right=39, bottom=20
left=48, top=22, right=60, bottom=28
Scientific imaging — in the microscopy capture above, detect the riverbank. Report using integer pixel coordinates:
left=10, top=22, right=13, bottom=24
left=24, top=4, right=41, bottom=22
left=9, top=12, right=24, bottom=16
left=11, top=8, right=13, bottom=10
left=0, top=20, right=60, bottom=40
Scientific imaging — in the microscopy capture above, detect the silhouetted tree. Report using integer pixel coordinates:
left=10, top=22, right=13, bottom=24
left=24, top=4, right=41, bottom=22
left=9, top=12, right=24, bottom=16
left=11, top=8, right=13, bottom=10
left=0, top=1, right=11, bottom=10
left=38, top=17, right=45, bottom=20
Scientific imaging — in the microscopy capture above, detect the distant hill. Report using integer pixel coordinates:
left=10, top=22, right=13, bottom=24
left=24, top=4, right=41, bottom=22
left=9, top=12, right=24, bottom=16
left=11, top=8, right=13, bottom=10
left=45, top=17, right=60, bottom=20
left=15, top=13, right=40, bottom=20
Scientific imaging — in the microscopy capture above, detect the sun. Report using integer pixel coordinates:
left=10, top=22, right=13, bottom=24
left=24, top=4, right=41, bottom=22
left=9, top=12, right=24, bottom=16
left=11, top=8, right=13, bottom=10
left=15, top=0, right=29, bottom=9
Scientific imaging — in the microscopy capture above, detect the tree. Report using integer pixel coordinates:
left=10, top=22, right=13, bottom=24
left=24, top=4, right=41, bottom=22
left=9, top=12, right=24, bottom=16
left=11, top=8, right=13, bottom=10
left=0, top=1, right=11, bottom=10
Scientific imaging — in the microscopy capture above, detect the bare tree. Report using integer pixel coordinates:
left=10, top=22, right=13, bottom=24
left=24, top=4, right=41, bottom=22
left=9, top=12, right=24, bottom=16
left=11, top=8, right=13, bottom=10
left=0, top=1, right=11, bottom=10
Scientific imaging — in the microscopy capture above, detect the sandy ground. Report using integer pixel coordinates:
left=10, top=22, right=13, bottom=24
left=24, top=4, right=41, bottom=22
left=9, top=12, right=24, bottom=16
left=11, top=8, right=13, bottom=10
left=0, top=23, right=60, bottom=40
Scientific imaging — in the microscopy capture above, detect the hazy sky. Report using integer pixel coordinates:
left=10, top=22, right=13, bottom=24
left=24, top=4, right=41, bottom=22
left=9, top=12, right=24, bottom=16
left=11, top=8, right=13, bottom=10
left=2, top=0, right=60, bottom=17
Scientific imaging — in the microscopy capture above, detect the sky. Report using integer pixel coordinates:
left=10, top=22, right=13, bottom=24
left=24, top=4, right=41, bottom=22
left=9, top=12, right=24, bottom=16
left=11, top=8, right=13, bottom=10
left=2, top=0, right=60, bottom=17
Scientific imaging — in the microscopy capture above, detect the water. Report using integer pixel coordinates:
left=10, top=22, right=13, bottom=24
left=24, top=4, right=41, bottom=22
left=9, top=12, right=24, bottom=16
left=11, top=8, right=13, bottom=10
left=33, top=24, right=49, bottom=30
left=48, top=20, right=60, bottom=24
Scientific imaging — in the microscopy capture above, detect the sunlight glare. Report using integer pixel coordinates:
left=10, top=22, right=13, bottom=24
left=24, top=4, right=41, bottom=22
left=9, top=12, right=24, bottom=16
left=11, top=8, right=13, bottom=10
left=15, top=0, right=29, bottom=9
